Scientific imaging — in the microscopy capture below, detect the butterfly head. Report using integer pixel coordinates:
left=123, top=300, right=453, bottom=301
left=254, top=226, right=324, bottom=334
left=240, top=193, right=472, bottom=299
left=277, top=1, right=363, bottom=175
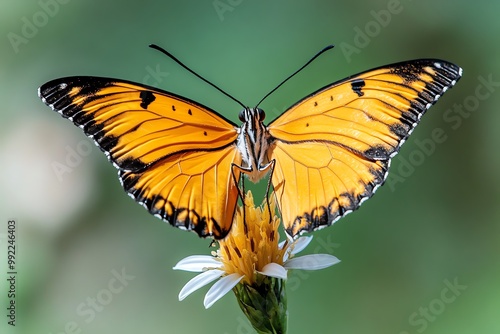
left=238, top=107, right=266, bottom=123
left=238, top=107, right=267, bottom=143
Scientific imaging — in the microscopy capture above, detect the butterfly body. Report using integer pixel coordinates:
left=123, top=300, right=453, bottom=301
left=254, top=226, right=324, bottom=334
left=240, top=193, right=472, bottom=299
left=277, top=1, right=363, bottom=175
left=39, top=58, right=462, bottom=239
left=236, top=107, right=273, bottom=183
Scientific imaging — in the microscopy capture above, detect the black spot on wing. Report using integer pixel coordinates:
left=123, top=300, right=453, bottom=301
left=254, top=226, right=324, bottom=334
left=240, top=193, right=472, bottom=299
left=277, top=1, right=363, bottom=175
left=119, top=157, right=148, bottom=172
left=389, top=123, right=408, bottom=140
left=120, top=170, right=141, bottom=190
left=139, top=91, right=155, bottom=109
left=402, top=102, right=422, bottom=123
left=209, top=217, right=223, bottom=236
left=77, top=77, right=114, bottom=95
left=390, top=63, right=422, bottom=83
left=286, top=217, right=302, bottom=238
left=98, top=134, right=120, bottom=152
left=339, top=192, right=357, bottom=212
left=363, top=145, right=390, bottom=160
left=369, top=162, right=389, bottom=184
left=189, top=214, right=207, bottom=236
left=85, top=120, right=102, bottom=137
left=310, top=206, right=329, bottom=228
left=351, top=79, right=365, bottom=97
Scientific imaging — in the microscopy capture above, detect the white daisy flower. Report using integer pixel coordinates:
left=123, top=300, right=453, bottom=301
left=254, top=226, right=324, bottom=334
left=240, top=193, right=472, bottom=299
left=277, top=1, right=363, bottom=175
left=173, top=192, right=340, bottom=310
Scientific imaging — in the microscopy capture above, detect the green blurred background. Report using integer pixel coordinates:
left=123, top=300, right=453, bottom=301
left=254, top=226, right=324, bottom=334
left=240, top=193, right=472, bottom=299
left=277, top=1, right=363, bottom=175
left=1, top=1, right=499, bottom=333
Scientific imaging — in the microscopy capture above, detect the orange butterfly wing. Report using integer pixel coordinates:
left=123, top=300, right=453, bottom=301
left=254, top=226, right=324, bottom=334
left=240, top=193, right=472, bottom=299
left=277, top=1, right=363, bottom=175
left=39, top=77, right=241, bottom=238
left=268, top=59, right=462, bottom=237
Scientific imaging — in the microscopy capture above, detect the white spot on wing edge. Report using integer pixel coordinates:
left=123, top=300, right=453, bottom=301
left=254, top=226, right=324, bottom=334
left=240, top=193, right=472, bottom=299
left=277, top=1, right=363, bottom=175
left=343, top=209, right=353, bottom=216
left=358, top=196, right=369, bottom=205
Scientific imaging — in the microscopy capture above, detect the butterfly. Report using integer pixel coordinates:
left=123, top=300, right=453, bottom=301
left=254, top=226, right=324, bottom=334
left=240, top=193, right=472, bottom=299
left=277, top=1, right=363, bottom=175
left=38, top=44, right=462, bottom=239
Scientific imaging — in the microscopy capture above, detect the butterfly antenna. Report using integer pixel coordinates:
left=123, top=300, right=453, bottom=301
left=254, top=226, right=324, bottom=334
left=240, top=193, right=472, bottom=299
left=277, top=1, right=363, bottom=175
left=255, top=45, right=335, bottom=108
left=149, top=44, right=246, bottom=109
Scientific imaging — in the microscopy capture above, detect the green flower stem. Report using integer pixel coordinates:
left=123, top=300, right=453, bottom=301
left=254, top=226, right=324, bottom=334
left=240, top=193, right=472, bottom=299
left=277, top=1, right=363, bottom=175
left=233, top=274, right=288, bottom=334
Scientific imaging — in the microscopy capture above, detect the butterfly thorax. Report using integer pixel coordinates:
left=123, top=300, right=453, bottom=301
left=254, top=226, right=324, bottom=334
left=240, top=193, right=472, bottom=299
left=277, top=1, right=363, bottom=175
left=236, top=108, right=272, bottom=183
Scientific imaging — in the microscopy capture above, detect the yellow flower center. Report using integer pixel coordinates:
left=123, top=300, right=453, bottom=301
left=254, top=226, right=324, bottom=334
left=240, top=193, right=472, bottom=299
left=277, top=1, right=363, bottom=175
left=215, top=191, right=288, bottom=285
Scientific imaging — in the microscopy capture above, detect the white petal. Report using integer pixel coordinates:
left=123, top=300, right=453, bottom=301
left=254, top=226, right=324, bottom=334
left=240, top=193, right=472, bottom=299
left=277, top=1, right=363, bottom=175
left=178, top=269, right=224, bottom=301
left=204, top=273, right=243, bottom=309
left=259, top=263, right=287, bottom=279
left=279, top=234, right=294, bottom=249
left=173, top=255, right=223, bottom=272
left=290, top=236, right=313, bottom=255
left=279, top=240, right=291, bottom=262
left=284, top=254, right=340, bottom=270
left=282, top=236, right=313, bottom=262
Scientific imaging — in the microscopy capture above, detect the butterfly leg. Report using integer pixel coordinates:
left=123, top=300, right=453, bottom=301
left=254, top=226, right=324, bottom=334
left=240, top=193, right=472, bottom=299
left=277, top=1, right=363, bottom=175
left=231, top=160, right=275, bottom=232
left=231, top=163, right=251, bottom=234
left=241, top=175, right=247, bottom=233
left=260, top=160, right=276, bottom=225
